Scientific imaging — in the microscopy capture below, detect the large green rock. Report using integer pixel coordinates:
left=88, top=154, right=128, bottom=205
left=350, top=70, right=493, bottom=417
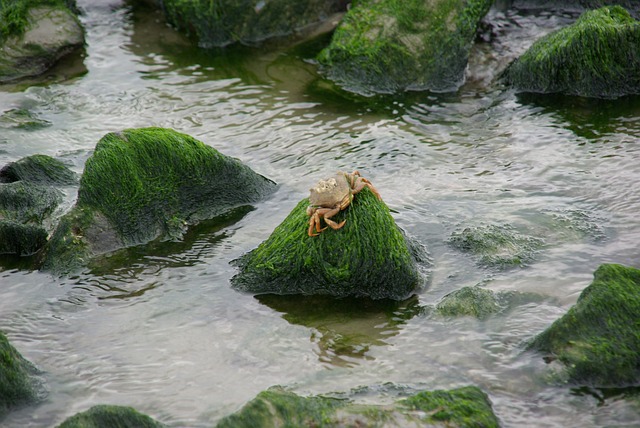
left=42, top=127, right=276, bottom=274
left=216, top=385, right=500, bottom=427
left=0, top=1, right=84, bottom=83
left=502, top=6, right=640, bottom=98
left=529, top=264, right=640, bottom=387
left=157, top=0, right=346, bottom=48
left=0, top=332, right=44, bottom=419
left=317, top=0, right=493, bottom=95
left=57, top=405, right=164, bottom=428
left=232, top=187, right=426, bottom=300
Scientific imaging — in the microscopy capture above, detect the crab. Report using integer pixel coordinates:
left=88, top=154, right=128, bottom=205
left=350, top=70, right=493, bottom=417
left=306, top=170, right=381, bottom=237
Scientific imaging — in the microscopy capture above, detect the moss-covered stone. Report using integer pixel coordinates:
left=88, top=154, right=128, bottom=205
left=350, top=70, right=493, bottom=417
left=42, top=127, right=276, bottom=274
left=0, top=332, right=44, bottom=419
left=57, top=404, right=164, bottom=428
left=0, top=154, right=77, bottom=185
left=502, top=6, right=640, bottom=98
left=436, top=286, right=501, bottom=320
left=216, top=385, right=499, bottom=427
left=0, top=1, right=84, bottom=83
left=232, top=187, right=426, bottom=300
left=157, top=0, right=346, bottom=48
left=317, top=0, right=493, bottom=95
left=448, top=224, right=544, bottom=269
left=0, top=181, right=61, bottom=256
left=529, top=264, right=640, bottom=387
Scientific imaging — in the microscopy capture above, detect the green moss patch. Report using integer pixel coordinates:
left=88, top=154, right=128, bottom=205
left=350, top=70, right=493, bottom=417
left=502, top=6, right=640, bottom=98
left=57, top=404, right=164, bottom=428
left=0, top=332, right=43, bottom=419
left=529, top=264, right=640, bottom=387
left=232, top=188, right=426, bottom=300
left=317, top=0, right=492, bottom=94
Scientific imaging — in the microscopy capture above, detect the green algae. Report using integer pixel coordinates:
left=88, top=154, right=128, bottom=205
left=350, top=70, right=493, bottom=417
left=0, top=332, right=43, bottom=419
left=529, top=264, right=640, bottom=387
left=159, top=0, right=344, bottom=48
left=502, top=6, right=640, bottom=98
left=57, top=404, right=165, bottom=428
left=317, top=0, right=492, bottom=94
left=77, top=127, right=275, bottom=246
left=232, top=187, right=426, bottom=300
left=0, top=181, right=61, bottom=224
left=216, top=384, right=500, bottom=427
left=0, top=108, right=52, bottom=130
left=0, top=154, right=77, bottom=185
left=449, top=224, right=544, bottom=269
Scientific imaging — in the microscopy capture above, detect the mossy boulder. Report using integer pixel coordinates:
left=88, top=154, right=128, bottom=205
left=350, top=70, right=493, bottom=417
left=529, top=264, right=640, bottom=387
left=232, top=187, right=426, bottom=300
left=0, top=332, right=44, bottom=419
left=317, top=0, right=493, bottom=95
left=0, top=181, right=62, bottom=256
left=0, top=154, right=77, bottom=185
left=57, top=405, right=164, bottom=428
left=0, top=1, right=84, bottom=83
left=42, top=127, right=276, bottom=274
left=502, top=6, right=640, bottom=98
left=216, top=385, right=499, bottom=427
left=448, top=224, right=544, bottom=269
left=156, top=0, right=346, bottom=48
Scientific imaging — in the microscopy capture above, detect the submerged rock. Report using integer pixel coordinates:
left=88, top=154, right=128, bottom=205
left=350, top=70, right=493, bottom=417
left=42, top=127, right=276, bottom=274
left=0, top=1, right=84, bottom=83
left=317, top=0, right=493, bottom=95
left=436, top=286, right=502, bottom=320
left=448, top=223, right=544, bottom=269
left=502, top=6, right=640, bottom=98
left=529, top=264, right=640, bottom=387
left=57, top=405, right=164, bottom=428
left=0, top=332, right=45, bottom=419
left=156, top=0, right=346, bottom=48
left=232, top=181, right=427, bottom=300
left=216, top=385, right=500, bottom=427
left=0, top=108, right=52, bottom=130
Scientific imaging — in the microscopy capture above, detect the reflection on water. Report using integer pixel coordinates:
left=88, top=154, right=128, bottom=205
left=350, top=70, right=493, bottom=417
left=256, top=294, right=423, bottom=367
left=1, top=0, right=640, bottom=427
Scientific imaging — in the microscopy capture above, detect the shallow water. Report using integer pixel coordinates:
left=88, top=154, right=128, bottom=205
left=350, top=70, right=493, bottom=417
left=2, top=2, right=640, bottom=427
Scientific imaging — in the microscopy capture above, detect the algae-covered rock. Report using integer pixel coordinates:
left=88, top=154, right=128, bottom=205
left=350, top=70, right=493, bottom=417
left=317, top=0, right=493, bottom=95
left=529, top=264, right=640, bottom=387
left=0, top=1, right=84, bottom=83
left=57, top=404, right=165, bottom=428
left=0, top=181, right=61, bottom=256
left=0, top=154, right=77, bottom=185
left=157, top=0, right=346, bottom=48
left=216, top=385, right=499, bottom=427
left=502, top=6, right=640, bottom=98
left=42, top=127, right=276, bottom=274
left=436, top=286, right=501, bottom=320
left=448, top=224, right=544, bottom=269
left=0, top=332, right=44, bottom=419
left=232, top=187, right=426, bottom=300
